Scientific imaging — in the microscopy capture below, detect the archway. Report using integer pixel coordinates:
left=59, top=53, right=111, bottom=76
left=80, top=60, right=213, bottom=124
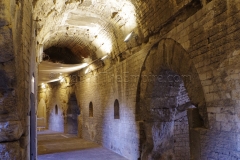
left=136, top=39, right=208, bottom=159
left=66, top=94, right=80, bottom=135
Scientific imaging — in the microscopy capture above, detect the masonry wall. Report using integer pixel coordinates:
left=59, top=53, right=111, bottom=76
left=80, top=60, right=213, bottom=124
left=37, top=79, right=82, bottom=136
left=75, top=0, right=240, bottom=160
left=34, top=0, right=240, bottom=160
left=38, top=82, right=68, bottom=132
left=161, top=0, right=240, bottom=159
left=0, top=0, right=36, bottom=159
left=75, top=48, right=149, bottom=160
left=174, top=83, right=191, bottom=160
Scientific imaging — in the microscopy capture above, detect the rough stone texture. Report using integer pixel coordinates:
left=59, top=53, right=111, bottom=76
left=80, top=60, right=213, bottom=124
left=0, top=121, right=23, bottom=142
left=138, top=66, right=194, bottom=160
left=33, top=0, right=140, bottom=59
left=0, top=0, right=36, bottom=159
left=1, top=0, right=240, bottom=159
left=0, top=141, right=22, bottom=160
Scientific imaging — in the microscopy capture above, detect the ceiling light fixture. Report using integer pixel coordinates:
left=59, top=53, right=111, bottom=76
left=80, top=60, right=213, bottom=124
left=124, top=31, right=133, bottom=42
left=59, top=75, right=63, bottom=80
left=81, top=63, right=89, bottom=68
left=41, top=83, right=46, bottom=89
left=101, top=55, right=109, bottom=60
left=59, top=75, right=66, bottom=83
left=85, top=66, right=91, bottom=74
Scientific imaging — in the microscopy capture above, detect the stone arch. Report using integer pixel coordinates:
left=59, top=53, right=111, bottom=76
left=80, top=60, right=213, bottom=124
left=136, top=38, right=208, bottom=125
left=136, top=38, right=208, bottom=159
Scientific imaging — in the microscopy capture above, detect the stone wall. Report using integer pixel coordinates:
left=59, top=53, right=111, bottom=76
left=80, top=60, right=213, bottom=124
left=74, top=1, right=240, bottom=160
left=74, top=41, right=157, bottom=160
left=174, top=83, right=191, bottom=160
left=162, top=0, right=240, bottom=159
left=0, top=0, right=36, bottom=159
left=38, top=79, right=81, bottom=135
left=35, top=0, right=240, bottom=160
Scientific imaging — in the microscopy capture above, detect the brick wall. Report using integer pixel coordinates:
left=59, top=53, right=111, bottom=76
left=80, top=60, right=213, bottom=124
left=75, top=46, right=150, bottom=159
left=75, top=1, right=240, bottom=159
left=174, top=83, right=191, bottom=160
left=162, top=0, right=240, bottom=159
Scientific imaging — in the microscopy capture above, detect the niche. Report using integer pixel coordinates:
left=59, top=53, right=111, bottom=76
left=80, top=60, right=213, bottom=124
left=55, top=105, right=58, bottom=115
left=89, top=102, right=93, bottom=117
left=114, top=99, right=120, bottom=119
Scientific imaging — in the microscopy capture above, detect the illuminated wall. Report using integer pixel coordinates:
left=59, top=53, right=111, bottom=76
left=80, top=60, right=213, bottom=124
left=38, top=79, right=79, bottom=134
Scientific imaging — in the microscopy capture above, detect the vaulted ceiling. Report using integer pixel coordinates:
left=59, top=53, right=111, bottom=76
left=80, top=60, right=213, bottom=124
left=34, top=0, right=139, bottom=61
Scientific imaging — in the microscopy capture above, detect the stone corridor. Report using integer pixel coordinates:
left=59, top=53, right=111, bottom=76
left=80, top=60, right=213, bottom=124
left=1, top=0, right=240, bottom=160
left=38, top=130, right=127, bottom=160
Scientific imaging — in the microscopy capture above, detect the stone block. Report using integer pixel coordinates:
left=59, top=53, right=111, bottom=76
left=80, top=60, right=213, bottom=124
left=207, top=107, right=221, bottom=113
left=0, top=141, right=22, bottom=160
left=0, top=121, right=23, bottom=142
left=216, top=113, right=227, bottom=122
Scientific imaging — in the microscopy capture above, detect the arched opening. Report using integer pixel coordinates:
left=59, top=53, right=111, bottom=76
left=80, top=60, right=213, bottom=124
left=89, top=102, right=93, bottom=117
left=139, top=69, right=194, bottom=159
left=114, top=99, right=120, bottom=119
left=55, top=105, right=58, bottom=115
left=136, top=39, right=207, bottom=160
left=66, top=94, right=80, bottom=135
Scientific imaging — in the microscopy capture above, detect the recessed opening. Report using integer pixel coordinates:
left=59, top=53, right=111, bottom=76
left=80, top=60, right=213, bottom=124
left=66, top=94, right=80, bottom=135
left=43, top=46, right=82, bottom=64
left=55, top=105, right=58, bottom=115
left=89, top=102, right=93, bottom=117
left=114, top=99, right=120, bottom=119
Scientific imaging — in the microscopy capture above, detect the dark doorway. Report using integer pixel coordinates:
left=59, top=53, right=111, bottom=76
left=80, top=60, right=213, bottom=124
left=66, top=94, right=80, bottom=134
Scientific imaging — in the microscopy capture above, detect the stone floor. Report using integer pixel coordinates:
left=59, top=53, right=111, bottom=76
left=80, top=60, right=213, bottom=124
left=37, top=130, right=127, bottom=160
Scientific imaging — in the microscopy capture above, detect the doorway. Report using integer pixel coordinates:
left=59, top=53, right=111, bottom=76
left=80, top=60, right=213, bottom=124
left=66, top=94, right=80, bottom=135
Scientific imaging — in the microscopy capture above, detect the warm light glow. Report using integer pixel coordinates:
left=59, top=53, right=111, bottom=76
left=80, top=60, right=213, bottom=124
left=92, top=33, right=112, bottom=53
left=41, top=83, right=46, bottom=89
left=117, top=1, right=137, bottom=32
left=38, top=62, right=89, bottom=85
left=124, top=31, right=133, bottom=42
left=101, top=55, right=109, bottom=60
left=59, top=75, right=66, bottom=83
left=41, top=63, right=89, bottom=73
left=60, top=78, right=65, bottom=83
left=85, top=67, right=91, bottom=74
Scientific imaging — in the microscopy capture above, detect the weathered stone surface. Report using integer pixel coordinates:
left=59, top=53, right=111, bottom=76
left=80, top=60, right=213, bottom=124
left=0, top=27, right=14, bottom=62
left=0, top=141, right=22, bottom=160
left=0, top=0, right=238, bottom=160
left=0, top=0, right=11, bottom=27
left=0, top=121, right=23, bottom=142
